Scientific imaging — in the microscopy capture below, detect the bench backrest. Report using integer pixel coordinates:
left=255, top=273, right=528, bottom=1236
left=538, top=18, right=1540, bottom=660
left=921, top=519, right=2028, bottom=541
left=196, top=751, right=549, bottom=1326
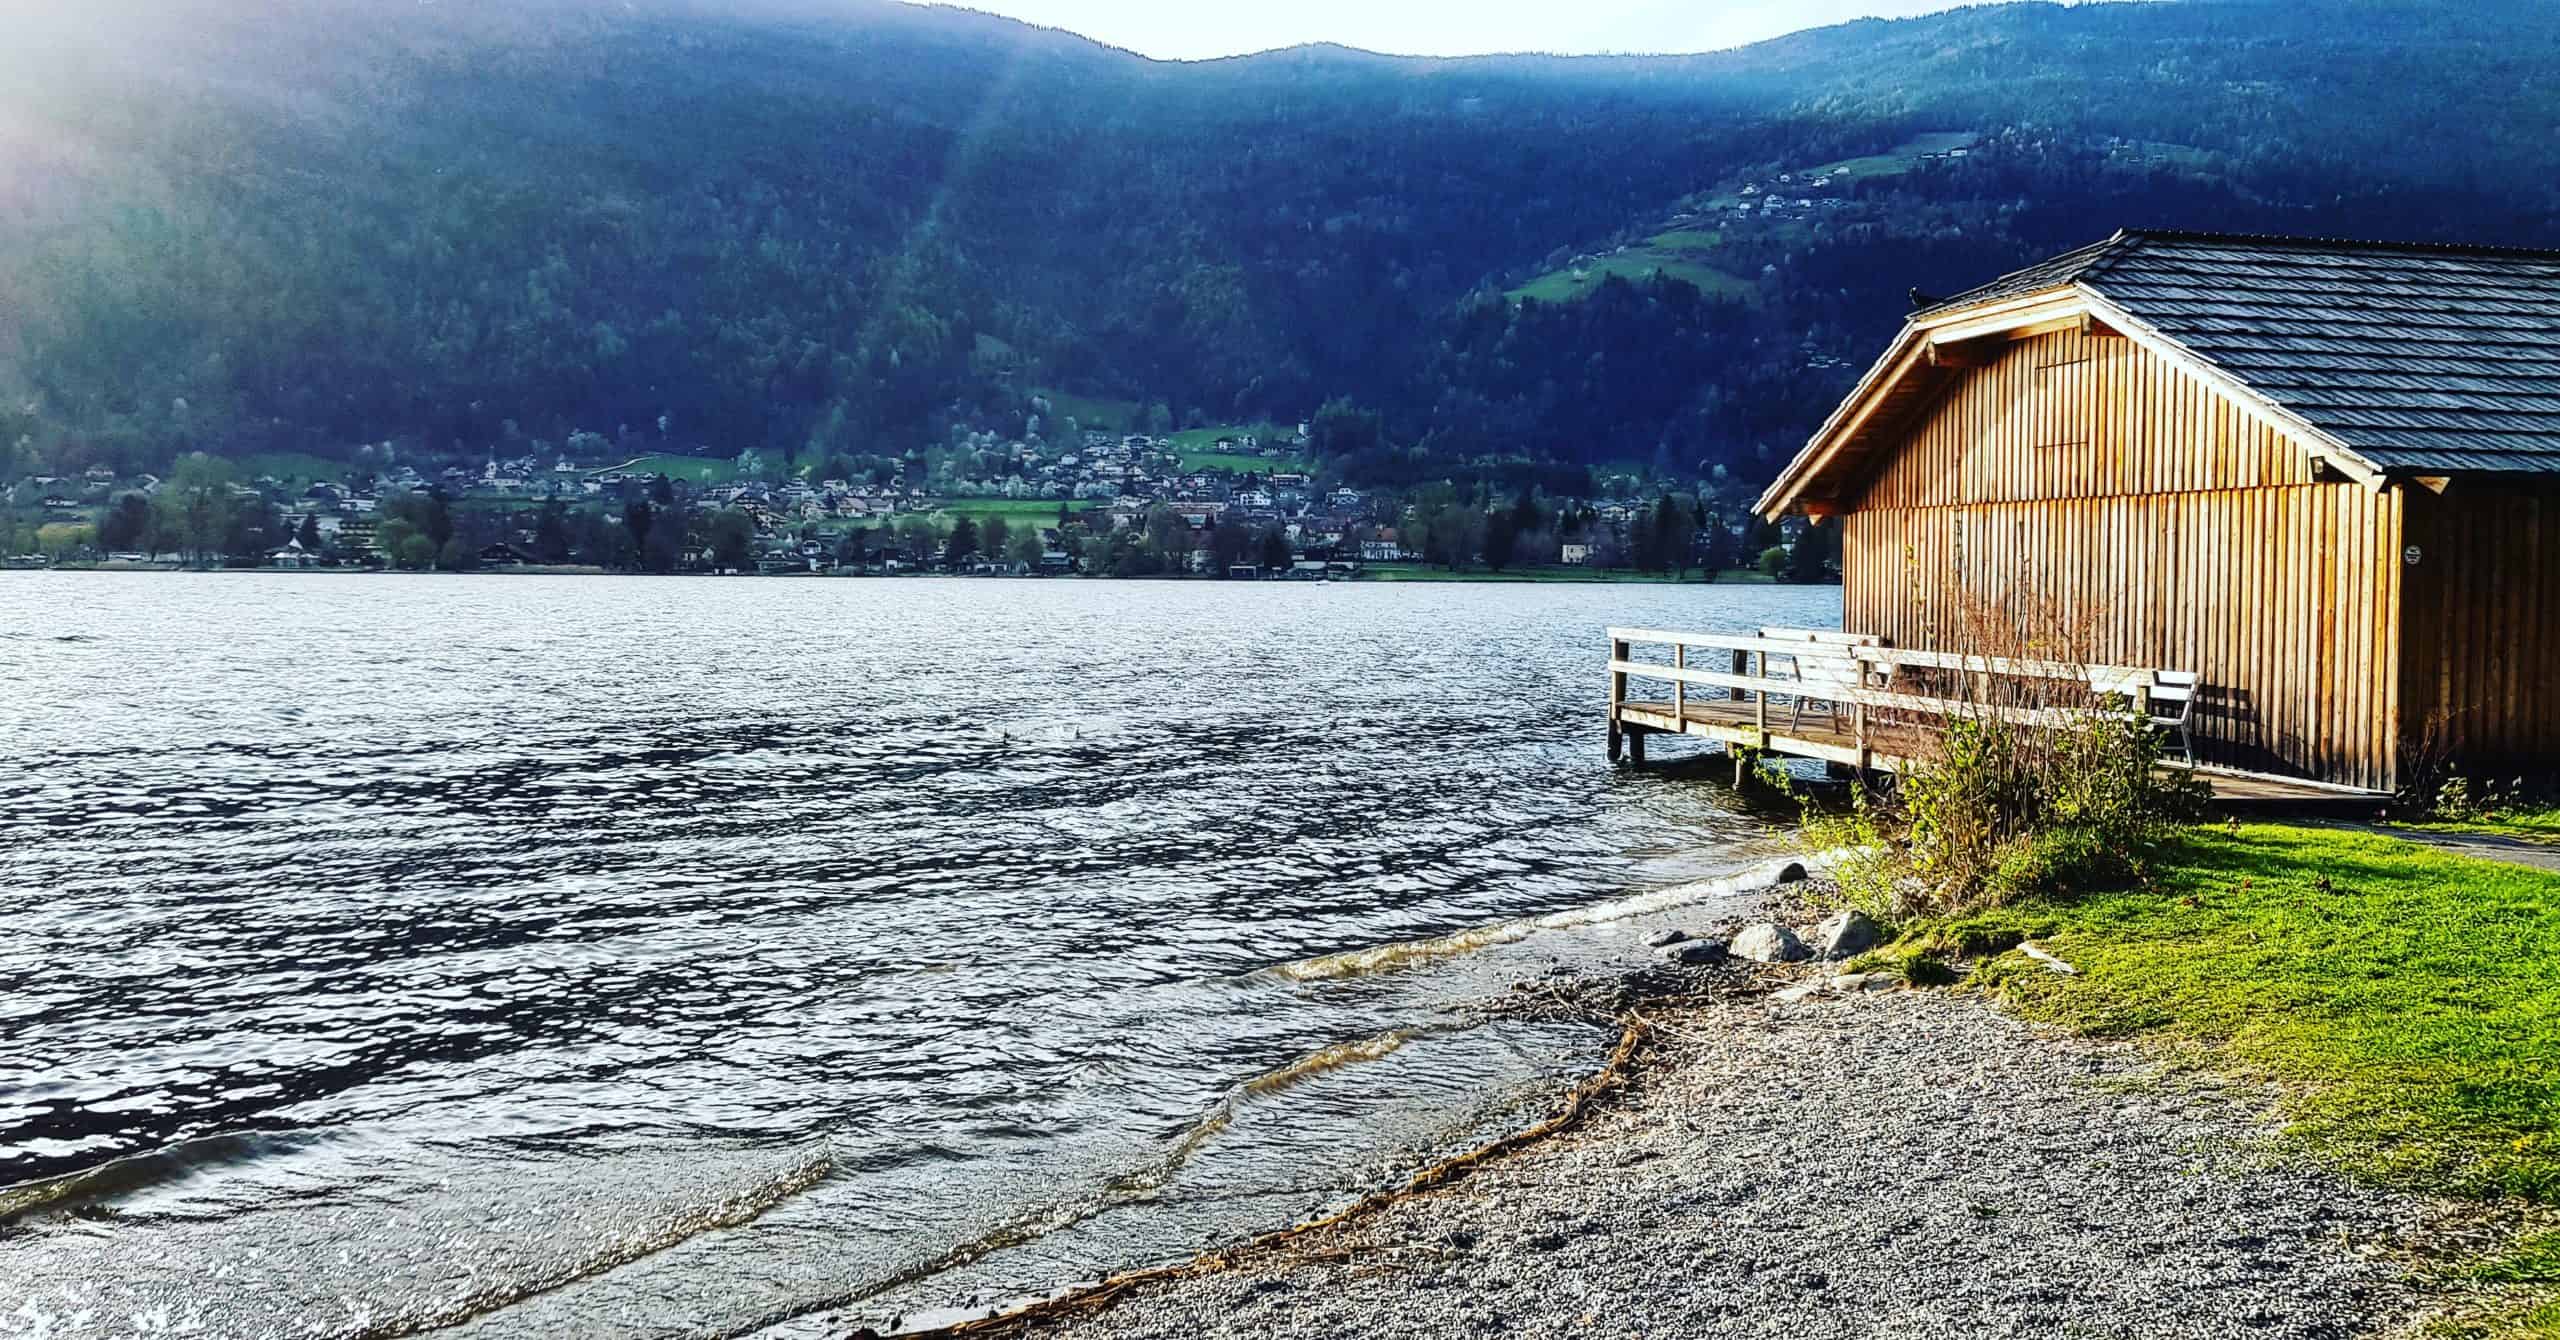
left=1761, top=626, right=1883, bottom=647
left=2149, top=670, right=2198, bottom=725
left=1771, top=646, right=1869, bottom=707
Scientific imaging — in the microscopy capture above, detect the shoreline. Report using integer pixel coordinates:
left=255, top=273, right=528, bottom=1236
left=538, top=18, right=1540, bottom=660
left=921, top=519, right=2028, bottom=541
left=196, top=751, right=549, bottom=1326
left=868, top=891, right=2450, bottom=1340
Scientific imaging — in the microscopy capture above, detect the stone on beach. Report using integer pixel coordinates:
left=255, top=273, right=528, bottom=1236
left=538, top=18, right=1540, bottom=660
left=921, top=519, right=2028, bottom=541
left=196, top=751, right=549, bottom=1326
left=1731, top=923, right=1807, bottom=963
left=1656, top=938, right=1728, bottom=966
left=1812, top=908, right=1882, bottom=961
left=1644, top=928, right=1689, bottom=948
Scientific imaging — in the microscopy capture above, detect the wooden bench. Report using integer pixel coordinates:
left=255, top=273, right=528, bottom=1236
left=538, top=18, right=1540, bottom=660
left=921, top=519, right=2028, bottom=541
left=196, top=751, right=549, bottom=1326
left=2146, top=670, right=2199, bottom=764
left=1758, top=627, right=1887, bottom=731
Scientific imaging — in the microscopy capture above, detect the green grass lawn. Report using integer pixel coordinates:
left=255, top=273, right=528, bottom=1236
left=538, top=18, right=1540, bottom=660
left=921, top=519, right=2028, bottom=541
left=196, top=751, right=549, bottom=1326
left=1646, top=228, right=1725, bottom=251
left=931, top=499, right=1078, bottom=525
left=1033, top=388, right=1142, bottom=433
left=1508, top=252, right=1759, bottom=306
left=1904, top=825, right=2560, bottom=1332
left=237, top=451, right=352, bottom=484
left=1180, top=450, right=1310, bottom=473
left=608, top=453, right=741, bottom=484
left=1808, top=129, right=1980, bottom=180
left=1937, top=825, right=2560, bottom=1203
left=1898, top=823, right=2560, bottom=1334
left=1165, top=423, right=1310, bottom=472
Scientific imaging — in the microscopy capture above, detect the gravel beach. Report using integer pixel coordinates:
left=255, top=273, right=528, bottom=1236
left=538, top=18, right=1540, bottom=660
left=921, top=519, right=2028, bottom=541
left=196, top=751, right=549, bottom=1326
left=1006, top=971, right=2439, bottom=1340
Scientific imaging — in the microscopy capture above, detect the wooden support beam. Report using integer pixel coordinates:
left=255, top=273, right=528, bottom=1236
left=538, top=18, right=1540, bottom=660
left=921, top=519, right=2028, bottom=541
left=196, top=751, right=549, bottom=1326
left=1608, top=636, right=1628, bottom=761
left=1927, top=337, right=1998, bottom=369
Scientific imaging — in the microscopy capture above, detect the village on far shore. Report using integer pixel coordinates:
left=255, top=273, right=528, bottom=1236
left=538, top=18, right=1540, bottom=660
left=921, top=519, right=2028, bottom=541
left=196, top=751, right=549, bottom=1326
left=1, top=410, right=1836, bottom=583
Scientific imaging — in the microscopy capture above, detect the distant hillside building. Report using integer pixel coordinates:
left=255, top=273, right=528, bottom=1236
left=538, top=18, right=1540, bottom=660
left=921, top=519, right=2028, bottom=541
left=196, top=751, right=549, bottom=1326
left=1757, top=230, right=2560, bottom=791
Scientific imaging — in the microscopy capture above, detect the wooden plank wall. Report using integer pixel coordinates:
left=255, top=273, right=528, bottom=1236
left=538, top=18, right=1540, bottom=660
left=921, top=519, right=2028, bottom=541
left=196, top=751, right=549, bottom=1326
left=1840, top=327, right=2405, bottom=789
left=2401, top=484, right=2560, bottom=780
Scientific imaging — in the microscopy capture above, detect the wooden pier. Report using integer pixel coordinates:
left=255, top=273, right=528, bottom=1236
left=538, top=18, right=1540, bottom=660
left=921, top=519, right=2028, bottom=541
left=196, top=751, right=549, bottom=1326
left=1607, top=626, right=2393, bottom=814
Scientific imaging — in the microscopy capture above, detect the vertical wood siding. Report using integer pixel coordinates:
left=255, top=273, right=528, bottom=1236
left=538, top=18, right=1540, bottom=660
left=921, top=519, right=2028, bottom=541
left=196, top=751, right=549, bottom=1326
left=1840, top=328, right=2406, bottom=789
left=2400, top=484, right=2560, bottom=778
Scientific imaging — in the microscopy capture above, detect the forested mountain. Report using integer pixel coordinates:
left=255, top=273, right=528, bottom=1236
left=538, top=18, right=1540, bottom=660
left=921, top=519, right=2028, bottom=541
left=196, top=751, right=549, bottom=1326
left=3, top=0, right=2557, bottom=487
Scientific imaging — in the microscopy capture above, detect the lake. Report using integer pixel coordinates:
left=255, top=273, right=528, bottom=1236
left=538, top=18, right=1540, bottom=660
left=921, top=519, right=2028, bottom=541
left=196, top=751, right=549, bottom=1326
left=0, top=573, right=1838, bottom=1338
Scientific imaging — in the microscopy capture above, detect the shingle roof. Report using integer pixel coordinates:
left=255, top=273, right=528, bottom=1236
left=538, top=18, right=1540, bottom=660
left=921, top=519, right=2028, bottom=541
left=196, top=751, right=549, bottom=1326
left=1921, top=229, right=2560, bottom=476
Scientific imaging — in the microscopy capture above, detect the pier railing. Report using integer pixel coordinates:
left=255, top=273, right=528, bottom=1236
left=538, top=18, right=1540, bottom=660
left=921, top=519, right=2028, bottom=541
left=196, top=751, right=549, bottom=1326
left=1604, top=626, right=2194, bottom=771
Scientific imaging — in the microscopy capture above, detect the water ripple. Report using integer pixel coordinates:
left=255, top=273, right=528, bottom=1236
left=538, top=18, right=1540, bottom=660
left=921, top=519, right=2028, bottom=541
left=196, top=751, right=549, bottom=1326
left=0, top=572, right=1839, bottom=1338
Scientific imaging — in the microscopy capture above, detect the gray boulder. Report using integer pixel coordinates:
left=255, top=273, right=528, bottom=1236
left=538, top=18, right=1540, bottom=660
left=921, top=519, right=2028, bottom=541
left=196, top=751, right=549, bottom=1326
left=1812, top=909, right=1883, bottom=961
left=1644, top=928, right=1689, bottom=949
left=1731, top=923, right=1808, bottom=964
left=1656, top=938, right=1728, bottom=966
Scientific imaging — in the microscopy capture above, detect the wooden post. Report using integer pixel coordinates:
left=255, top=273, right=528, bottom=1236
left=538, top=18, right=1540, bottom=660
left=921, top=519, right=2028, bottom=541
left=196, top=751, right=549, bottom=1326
left=1731, top=648, right=1750, bottom=703
left=1628, top=728, right=1647, bottom=768
left=1755, top=656, right=1768, bottom=739
left=1674, top=643, right=1686, bottom=724
left=1855, top=700, right=1871, bottom=774
left=1608, top=636, right=1628, bottom=762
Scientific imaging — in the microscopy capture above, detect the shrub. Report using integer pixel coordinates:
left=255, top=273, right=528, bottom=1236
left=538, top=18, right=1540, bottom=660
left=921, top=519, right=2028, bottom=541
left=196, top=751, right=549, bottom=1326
left=1797, top=591, right=2209, bottom=916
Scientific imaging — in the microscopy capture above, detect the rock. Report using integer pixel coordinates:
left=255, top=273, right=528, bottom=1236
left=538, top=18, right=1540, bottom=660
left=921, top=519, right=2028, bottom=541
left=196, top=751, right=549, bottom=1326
left=1831, top=972, right=1893, bottom=992
left=1644, top=928, right=1689, bottom=948
left=1812, top=909, right=1882, bottom=961
left=1731, top=923, right=1808, bottom=964
left=2020, top=941, right=2080, bottom=975
left=1657, top=938, right=1728, bottom=966
left=1773, top=860, right=1810, bottom=884
left=1772, top=979, right=1829, bottom=1004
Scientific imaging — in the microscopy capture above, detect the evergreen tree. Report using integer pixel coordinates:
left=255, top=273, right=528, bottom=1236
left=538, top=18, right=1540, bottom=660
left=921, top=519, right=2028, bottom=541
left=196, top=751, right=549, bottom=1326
left=1483, top=507, right=1519, bottom=572
left=622, top=499, right=654, bottom=570
left=534, top=499, right=570, bottom=562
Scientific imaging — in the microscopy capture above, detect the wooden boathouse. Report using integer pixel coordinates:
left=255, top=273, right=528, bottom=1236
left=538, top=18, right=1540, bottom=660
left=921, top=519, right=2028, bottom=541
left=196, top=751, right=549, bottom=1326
left=1617, top=230, right=2560, bottom=799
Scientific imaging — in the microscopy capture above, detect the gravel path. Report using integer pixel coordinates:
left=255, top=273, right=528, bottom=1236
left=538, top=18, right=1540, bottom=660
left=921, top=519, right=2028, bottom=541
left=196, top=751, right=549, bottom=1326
left=1014, top=983, right=2437, bottom=1340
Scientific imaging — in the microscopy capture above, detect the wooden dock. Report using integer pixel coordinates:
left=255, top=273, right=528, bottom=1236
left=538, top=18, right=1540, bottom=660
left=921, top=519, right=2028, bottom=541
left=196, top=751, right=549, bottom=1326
left=1608, top=626, right=2394, bottom=814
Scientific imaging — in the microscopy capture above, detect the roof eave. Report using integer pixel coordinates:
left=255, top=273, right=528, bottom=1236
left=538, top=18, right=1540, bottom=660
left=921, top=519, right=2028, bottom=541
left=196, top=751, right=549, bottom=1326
left=1757, top=281, right=2401, bottom=521
left=1755, top=285, right=2090, bottom=521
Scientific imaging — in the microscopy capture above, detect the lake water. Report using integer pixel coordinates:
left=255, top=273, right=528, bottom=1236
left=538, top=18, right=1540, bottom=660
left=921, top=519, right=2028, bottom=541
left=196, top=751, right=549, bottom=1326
left=0, top=573, right=1837, bottom=1338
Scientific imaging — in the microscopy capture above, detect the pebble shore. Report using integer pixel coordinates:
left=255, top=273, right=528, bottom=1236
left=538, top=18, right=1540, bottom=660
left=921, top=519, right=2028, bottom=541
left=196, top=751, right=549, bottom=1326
left=1013, top=959, right=2439, bottom=1340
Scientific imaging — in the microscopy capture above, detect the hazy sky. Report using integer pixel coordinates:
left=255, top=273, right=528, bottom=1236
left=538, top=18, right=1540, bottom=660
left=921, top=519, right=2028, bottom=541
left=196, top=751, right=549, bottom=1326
left=918, top=0, right=1979, bottom=60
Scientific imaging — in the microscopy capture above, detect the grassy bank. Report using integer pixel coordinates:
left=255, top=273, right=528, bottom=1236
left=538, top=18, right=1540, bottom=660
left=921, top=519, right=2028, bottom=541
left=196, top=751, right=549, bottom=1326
left=1891, top=824, right=2560, bottom=1333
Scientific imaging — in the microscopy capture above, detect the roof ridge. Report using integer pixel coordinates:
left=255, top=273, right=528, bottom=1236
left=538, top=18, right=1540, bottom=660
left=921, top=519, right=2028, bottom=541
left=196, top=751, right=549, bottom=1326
left=1908, top=231, right=2135, bottom=319
left=2120, top=228, right=2560, bottom=262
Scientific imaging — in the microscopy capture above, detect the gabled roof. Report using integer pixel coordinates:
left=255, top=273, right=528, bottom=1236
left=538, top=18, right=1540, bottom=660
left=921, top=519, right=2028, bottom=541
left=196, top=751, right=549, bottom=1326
left=1759, top=229, right=2560, bottom=518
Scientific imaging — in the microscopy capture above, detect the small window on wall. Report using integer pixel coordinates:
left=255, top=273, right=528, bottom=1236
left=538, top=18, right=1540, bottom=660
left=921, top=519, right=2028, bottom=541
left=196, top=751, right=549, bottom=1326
left=2035, top=357, right=2090, bottom=447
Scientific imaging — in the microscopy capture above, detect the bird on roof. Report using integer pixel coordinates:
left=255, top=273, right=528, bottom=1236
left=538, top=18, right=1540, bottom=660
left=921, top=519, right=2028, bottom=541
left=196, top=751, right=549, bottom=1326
left=1908, top=288, right=1943, bottom=311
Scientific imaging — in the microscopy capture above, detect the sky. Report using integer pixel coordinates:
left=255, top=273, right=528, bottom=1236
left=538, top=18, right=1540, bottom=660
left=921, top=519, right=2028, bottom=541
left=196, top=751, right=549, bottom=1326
left=915, top=0, right=1979, bottom=60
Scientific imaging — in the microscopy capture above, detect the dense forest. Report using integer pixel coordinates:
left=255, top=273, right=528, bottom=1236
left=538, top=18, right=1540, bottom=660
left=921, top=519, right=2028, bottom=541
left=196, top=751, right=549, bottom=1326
left=3, top=0, right=2558, bottom=487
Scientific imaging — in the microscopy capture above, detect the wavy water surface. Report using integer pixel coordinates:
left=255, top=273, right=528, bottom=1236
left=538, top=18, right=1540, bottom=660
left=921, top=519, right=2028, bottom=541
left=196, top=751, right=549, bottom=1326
left=0, top=573, right=1838, bottom=1338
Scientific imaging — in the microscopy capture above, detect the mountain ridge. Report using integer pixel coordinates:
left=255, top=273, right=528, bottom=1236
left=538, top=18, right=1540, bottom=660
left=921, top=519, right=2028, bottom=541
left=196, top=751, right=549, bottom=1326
left=2, top=0, right=2554, bottom=487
